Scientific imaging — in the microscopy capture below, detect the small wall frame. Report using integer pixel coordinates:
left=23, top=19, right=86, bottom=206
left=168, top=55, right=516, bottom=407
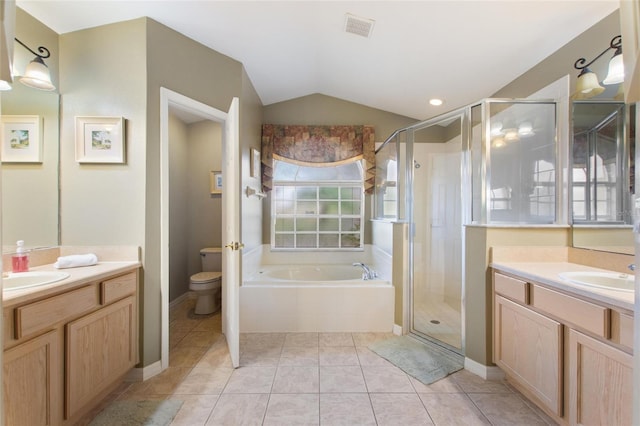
left=75, top=116, right=125, bottom=163
left=210, top=170, right=222, bottom=194
left=1, top=115, right=42, bottom=163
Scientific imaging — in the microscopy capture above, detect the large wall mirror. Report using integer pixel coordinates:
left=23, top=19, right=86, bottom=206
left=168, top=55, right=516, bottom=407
left=571, top=100, right=636, bottom=254
left=1, top=83, right=60, bottom=252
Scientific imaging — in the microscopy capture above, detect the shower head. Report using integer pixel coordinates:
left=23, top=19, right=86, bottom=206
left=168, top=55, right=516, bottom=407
left=414, top=160, right=421, bottom=169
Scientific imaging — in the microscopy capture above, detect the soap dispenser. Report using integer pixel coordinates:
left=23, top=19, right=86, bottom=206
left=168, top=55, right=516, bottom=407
left=11, top=240, right=29, bottom=273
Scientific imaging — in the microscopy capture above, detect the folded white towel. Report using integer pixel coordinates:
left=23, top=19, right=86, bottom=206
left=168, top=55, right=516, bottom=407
left=54, top=253, right=98, bottom=269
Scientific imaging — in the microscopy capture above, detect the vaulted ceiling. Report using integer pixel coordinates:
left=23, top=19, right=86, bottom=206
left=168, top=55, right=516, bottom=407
left=18, top=0, right=619, bottom=120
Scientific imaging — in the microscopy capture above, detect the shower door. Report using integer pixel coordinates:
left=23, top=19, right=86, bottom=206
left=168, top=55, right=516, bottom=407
left=408, top=110, right=466, bottom=352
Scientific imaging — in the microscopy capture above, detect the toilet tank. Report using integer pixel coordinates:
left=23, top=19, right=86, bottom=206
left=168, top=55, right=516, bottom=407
left=200, top=247, right=222, bottom=272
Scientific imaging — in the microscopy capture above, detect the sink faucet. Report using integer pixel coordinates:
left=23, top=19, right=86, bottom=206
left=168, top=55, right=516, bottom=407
left=352, top=262, right=378, bottom=280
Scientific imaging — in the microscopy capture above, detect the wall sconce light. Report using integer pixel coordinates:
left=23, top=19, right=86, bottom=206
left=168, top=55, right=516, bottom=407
left=0, top=38, right=56, bottom=91
left=572, top=35, right=623, bottom=100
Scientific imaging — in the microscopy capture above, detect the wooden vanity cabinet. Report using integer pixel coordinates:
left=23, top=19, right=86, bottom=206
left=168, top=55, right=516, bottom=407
left=493, top=270, right=633, bottom=425
left=2, top=269, right=138, bottom=426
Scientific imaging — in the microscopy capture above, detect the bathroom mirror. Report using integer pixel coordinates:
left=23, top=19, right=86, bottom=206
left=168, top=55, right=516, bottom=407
left=570, top=100, right=635, bottom=255
left=1, top=83, right=60, bottom=252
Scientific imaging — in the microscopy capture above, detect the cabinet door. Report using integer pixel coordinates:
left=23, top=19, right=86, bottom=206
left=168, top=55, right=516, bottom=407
left=66, top=296, right=136, bottom=419
left=569, top=329, right=633, bottom=426
left=494, top=295, right=563, bottom=416
left=4, top=329, right=61, bottom=426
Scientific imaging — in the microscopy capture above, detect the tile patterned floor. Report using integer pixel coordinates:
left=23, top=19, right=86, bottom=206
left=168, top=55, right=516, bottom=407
left=84, top=298, right=557, bottom=425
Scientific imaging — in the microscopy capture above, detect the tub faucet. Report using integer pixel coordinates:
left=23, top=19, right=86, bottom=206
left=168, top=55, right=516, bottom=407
left=352, top=262, right=378, bottom=280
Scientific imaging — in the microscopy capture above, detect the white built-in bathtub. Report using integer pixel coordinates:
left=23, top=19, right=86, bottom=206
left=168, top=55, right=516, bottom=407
left=240, top=248, right=395, bottom=332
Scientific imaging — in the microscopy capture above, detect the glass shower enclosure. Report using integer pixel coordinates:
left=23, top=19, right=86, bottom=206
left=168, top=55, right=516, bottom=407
left=376, top=98, right=559, bottom=354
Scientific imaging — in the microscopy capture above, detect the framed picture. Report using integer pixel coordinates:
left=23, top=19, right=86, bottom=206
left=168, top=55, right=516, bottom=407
left=210, top=170, right=222, bottom=194
left=1, top=115, right=42, bottom=163
left=250, top=148, right=261, bottom=178
left=75, top=116, right=125, bottom=163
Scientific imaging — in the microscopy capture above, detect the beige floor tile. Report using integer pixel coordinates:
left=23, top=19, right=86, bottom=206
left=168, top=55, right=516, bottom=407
left=169, top=327, right=191, bottom=348
left=144, top=367, right=193, bottom=395
left=419, top=393, right=491, bottom=425
left=369, top=393, right=433, bottom=425
left=319, top=332, right=354, bottom=347
left=272, top=366, right=320, bottom=393
left=169, top=345, right=208, bottom=367
left=362, top=366, right=414, bottom=393
left=223, top=366, right=276, bottom=393
left=240, top=332, right=286, bottom=347
left=179, top=331, right=224, bottom=348
left=206, top=393, right=269, bottom=426
left=170, top=316, right=200, bottom=333
left=283, top=332, right=319, bottom=347
left=169, top=394, right=219, bottom=425
left=409, top=375, right=463, bottom=393
left=197, top=339, right=233, bottom=370
left=279, top=346, right=319, bottom=366
left=451, top=369, right=512, bottom=393
left=469, top=393, right=548, bottom=426
left=319, top=346, right=360, bottom=366
left=193, top=314, right=222, bottom=332
left=355, top=346, right=392, bottom=366
left=320, top=366, right=367, bottom=393
left=263, top=394, right=319, bottom=426
left=173, top=366, right=233, bottom=395
left=320, top=393, right=376, bottom=426
left=352, top=332, right=394, bottom=347
left=240, top=345, right=282, bottom=366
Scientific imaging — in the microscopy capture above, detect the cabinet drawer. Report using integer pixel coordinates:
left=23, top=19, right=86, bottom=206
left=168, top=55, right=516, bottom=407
left=15, top=285, right=99, bottom=340
left=611, top=310, right=633, bottom=351
left=531, top=285, right=609, bottom=338
left=494, top=272, right=529, bottom=304
left=101, top=272, right=136, bottom=305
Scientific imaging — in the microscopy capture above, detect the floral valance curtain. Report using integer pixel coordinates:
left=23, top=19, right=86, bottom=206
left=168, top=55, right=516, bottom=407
left=261, top=124, right=376, bottom=194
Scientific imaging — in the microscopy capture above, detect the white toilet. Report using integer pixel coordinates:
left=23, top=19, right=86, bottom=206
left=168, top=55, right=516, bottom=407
left=189, top=247, right=222, bottom=315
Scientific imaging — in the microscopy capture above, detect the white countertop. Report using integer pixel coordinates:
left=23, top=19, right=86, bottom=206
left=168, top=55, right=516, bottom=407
left=491, top=261, right=634, bottom=312
left=3, top=261, right=141, bottom=307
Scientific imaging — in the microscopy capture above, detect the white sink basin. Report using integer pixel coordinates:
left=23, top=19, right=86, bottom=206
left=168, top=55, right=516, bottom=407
left=3, top=271, right=70, bottom=291
left=558, top=271, right=634, bottom=293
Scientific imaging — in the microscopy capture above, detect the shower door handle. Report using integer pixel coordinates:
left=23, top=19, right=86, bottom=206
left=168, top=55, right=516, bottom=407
left=224, top=242, right=244, bottom=251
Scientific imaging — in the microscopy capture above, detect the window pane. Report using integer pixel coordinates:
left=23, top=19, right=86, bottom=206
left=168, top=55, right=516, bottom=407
left=341, top=234, right=360, bottom=248
left=340, top=187, right=361, bottom=200
left=319, top=200, right=339, bottom=215
left=275, top=234, right=294, bottom=248
left=319, top=234, right=339, bottom=248
left=319, top=187, right=339, bottom=199
left=296, top=218, right=316, bottom=231
left=275, top=218, right=294, bottom=232
left=319, top=218, right=339, bottom=231
left=296, top=234, right=316, bottom=248
left=297, top=187, right=317, bottom=199
left=341, top=201, right=360, bottom=215
left=341, top=218, right=360, bottom=232
left=276, top=200, right=294, bottom=214
left=297, top=201, right=317, bottom=214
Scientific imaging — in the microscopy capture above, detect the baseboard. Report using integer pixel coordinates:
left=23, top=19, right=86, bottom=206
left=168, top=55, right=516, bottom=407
left=169, top=291, right=196, bottom=310
left=392, top=324, right=402, bottom=335
left=464, top=357, right=505, bottom=381
left=125, top=360, right=163, bottom=382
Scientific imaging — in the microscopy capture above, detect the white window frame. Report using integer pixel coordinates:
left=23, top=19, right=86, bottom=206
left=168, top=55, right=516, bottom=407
left=271, top=164, right=365, bottom=251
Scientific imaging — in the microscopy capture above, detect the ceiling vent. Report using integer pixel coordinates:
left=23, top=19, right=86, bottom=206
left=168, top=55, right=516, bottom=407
left=344, top=13, right=375, bottom=38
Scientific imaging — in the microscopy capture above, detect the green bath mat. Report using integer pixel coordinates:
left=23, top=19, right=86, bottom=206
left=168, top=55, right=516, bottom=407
left=369, top=335, right=463, bottom=385
left=89, top=400, right=183, bottom=426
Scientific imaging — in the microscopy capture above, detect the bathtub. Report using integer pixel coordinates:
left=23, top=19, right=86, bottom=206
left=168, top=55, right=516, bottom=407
left=240, top=262, right=394, bottom=332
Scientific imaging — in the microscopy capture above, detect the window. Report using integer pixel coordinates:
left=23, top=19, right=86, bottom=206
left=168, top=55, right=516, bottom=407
left=272, top=160, right=364, bottom=250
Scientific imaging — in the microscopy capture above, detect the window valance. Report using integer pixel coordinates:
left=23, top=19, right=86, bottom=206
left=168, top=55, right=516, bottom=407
left=261, top=124, right=376, bottom=194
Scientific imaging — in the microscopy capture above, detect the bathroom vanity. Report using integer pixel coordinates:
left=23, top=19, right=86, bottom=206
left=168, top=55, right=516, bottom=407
left=2, top=248, right=140, bottom=426
left=491, top=248, right=633, bottom=426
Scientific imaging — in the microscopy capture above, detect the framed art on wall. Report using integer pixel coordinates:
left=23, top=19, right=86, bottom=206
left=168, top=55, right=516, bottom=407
left=75, top=116, right=125, bottom=163
left=1, top=115, right=42, bottom=163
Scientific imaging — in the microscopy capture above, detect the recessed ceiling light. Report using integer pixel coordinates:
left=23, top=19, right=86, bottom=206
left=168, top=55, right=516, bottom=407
left=344, top=13, right=375, bottom=38
left=429, top=98, right=443, bottom=106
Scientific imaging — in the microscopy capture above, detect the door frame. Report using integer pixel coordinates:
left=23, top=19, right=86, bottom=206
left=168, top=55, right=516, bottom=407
left=159, top=87, right=232, bottom=370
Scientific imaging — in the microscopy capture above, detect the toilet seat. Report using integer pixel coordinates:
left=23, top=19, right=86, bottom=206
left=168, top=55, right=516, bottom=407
left=191, top=271, right=222, bottom=283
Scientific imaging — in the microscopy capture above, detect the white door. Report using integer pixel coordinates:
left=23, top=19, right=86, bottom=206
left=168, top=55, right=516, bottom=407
left=222, top=97, right=240, bottom=368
